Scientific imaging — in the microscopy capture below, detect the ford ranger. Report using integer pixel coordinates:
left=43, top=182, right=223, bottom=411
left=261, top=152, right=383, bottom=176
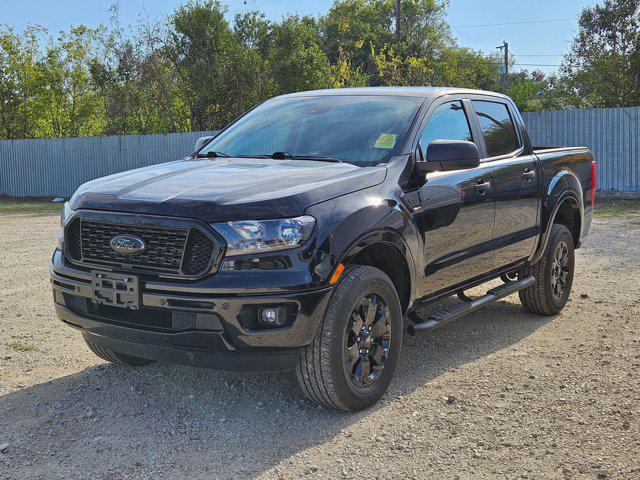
left=51, top=87, right=595, bottom=411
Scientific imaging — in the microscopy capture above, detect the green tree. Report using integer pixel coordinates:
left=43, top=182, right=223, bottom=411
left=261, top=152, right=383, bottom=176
left=0, top=26, right=42, bottom=139
left=321, top=0, right=453, bottom=85
left=562, top=0, right=640, bottom=107
left=330, top=45, right=369, bottom=87
left=504, top=70, right=566, bottom=112
left=35, top=26, right=105, bottom=137
left=0, top=0, right=536, bottom=140
left=431, top=47, right=499, bottom=89
left=373, top=45, right=433, bottom=85
left=90, top=5, right=190, bottom=135
left=165, top=0, right=246, bottom=130
left=232, top=11, right=274, bottom=108
left=267, top=15, right=332, bottom=95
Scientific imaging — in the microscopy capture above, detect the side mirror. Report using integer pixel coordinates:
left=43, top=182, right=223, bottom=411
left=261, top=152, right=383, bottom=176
left=417, top=140, right=480, bottom=174
left=194, top=135, right=215, bottom=152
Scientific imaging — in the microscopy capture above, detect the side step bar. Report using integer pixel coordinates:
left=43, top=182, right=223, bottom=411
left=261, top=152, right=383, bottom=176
left=407, top=275, right=535, bottom=336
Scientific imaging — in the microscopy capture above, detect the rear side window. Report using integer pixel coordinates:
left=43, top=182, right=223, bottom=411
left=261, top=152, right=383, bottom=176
left=419, top=101, right=473, bottom=157
left=472, top=100, right=520, bottom=157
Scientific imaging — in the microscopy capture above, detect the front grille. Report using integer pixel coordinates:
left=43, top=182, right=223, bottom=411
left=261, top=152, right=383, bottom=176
left=81, top=221, right=187, bottom=272
left=64, top=214, right=223, bottom=278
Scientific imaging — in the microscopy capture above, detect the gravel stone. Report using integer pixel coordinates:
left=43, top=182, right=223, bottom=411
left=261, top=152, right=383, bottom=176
left=0, top=212, right=638, bottom=479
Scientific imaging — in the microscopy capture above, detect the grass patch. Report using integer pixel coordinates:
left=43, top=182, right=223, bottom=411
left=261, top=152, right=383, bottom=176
left=593, top=199, right=640, bottom=219
left=0, top=198, right=63, bottom=215
left=7, top=341, right=36, bottom=352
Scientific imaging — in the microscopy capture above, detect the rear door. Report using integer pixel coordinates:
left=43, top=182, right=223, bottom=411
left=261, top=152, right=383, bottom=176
left=414, top=98, right=496, bottom=296
left=469, top=99, right=540, bottom=268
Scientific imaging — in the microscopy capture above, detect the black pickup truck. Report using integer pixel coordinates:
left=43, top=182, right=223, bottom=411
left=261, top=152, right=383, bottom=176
left=51, top=87, right=595, bottom=411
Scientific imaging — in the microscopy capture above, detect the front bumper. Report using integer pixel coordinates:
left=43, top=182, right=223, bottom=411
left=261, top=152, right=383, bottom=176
left=50, top=250, right=331, bottom=372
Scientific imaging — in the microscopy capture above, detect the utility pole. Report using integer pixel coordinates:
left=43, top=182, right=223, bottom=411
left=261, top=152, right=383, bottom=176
left=396, top=0, right=401, bottom=42
left=497, top=41, right=509, bottom=88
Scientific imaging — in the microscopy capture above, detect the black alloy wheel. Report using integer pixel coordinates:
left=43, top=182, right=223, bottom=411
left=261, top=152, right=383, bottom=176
left=550, top=240, right=571, bottom=302
left=343, top=294, right=391, bottom=389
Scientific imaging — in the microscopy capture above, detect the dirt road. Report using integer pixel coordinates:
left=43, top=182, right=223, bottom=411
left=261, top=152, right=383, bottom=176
left=0, top=212, right=638, bottom=479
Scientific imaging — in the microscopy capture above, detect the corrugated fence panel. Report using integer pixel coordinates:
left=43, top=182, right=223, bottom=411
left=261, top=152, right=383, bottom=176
left=2, top=106, right=640, bottom=196
left=522, top=107, right=640, bottom=193
left=0, top=131, right=213, bottom=198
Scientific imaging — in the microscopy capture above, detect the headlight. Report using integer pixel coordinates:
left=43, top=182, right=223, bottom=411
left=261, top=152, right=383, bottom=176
left=60, top=202, right=75, bottom=227
left=213, top=216, right=315, bottom=256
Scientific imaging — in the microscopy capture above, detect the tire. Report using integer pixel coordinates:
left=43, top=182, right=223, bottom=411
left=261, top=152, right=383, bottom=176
left=83, top=334, right=156, bottom=367
left=519, top=224, right=575, bottom=316
left=295, top=265, right=403, bottom=411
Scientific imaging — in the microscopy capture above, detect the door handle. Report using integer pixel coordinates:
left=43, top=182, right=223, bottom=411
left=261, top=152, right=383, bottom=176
left=475, top=181, right=491, bottom=194
left=522, top=169, right=536, bottom=182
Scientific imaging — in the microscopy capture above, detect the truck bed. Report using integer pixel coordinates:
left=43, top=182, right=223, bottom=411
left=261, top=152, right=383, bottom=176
left=533, top=146, right=588, bottom=154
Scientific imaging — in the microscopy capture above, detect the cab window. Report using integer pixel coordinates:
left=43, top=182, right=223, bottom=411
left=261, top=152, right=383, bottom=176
left=472, top=100, right=521, bottom=157
left=419, top=101, right=473, bottom=159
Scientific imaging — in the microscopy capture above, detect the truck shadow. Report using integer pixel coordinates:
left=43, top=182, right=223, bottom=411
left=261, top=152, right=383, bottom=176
left=0, top=299, right=553, bottom=479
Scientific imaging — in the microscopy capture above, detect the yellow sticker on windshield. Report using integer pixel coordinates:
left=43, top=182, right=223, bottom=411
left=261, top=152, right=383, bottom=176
left=374, top=133, right=398, bottom=149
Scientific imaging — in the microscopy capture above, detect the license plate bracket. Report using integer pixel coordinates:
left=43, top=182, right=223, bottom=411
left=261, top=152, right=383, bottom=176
left=91, top=271, right=140, bottom=310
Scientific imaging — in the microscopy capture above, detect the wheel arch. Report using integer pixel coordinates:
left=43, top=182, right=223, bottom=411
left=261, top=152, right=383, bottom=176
left=531, top=170, right=584, bottom=264
left=336, top=230, right=415, bottom=315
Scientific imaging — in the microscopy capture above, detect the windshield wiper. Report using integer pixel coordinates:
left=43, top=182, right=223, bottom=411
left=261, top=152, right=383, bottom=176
left=288, top=155, right=343, bottom=163
left=195, top=151, right=230, bottom=158
left=232, top=152, right=343, bottom=163
left=270, top=151, right=343, bottom=163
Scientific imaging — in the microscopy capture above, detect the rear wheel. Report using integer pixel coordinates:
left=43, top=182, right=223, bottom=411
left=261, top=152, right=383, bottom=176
left=83, top=334, right=155, bottom=367
left=295, top=265, right=403, bottom=411
left=519, top=224, right=575, bottom=315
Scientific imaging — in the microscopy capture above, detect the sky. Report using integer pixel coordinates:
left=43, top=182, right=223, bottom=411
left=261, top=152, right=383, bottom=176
left=0, top=0, right=596, bottom=75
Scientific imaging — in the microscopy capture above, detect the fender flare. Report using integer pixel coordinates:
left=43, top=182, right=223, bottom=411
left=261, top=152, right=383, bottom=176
left=333, top=228, right=418, bottom=310
left=530, top=170, right=584, bottom=264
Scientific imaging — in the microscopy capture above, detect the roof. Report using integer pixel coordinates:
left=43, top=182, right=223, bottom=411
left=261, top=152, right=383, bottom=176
left=278, top=86, right=510, bottom=100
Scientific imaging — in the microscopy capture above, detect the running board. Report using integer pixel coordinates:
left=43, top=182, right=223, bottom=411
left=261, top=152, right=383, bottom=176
left=407, top=276, right=535, bottom=336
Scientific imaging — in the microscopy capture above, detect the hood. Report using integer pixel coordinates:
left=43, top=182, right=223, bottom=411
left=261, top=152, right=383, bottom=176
left=70, top=158, right=387, bottom=222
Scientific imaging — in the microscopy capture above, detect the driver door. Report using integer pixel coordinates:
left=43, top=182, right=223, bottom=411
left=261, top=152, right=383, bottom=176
left=414, top=99, right=496, bottom=296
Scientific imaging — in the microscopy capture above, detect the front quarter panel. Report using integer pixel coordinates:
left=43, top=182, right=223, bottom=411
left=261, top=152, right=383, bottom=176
left=304, top=179, right=421, bottom=303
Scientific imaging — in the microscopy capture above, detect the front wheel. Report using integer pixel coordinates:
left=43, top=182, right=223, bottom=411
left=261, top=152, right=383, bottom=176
left=295, top=265, right=403, bottom=411
left=519, top=224, right=575, bottom=315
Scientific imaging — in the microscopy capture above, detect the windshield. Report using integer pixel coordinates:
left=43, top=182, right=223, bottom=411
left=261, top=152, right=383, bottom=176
left=201, top=95, right=423, bottom=167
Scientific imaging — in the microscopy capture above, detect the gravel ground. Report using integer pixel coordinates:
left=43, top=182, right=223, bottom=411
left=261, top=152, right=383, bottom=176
left=0, top=212, right=638, bottom=479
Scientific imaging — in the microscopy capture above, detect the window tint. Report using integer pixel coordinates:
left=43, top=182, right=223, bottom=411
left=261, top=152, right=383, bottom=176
left=472, top=100, right=520, bottom=157
left=419, top=101, right=473, bottom=157
left=203, top=95, right=422, bottom=167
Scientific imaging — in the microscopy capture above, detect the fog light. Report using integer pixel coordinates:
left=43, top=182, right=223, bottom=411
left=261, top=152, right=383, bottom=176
left=261, top=308, right=278, bottom=324
left=259, top=306, right=288, bottom=326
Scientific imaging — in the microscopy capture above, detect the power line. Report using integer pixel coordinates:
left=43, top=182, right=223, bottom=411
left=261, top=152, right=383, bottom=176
left=453, top=18, right=573, bottom=29
left=515, top=54, right=565, bottom=57
left=516, top=63, right=563, bottom=67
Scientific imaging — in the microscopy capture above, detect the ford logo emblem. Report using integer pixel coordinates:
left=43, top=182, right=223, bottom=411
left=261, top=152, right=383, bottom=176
left=110, top=235, right=146, bottom=255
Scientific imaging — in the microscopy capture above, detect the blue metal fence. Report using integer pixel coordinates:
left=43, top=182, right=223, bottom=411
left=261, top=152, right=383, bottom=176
left=522, top=107, right=640, bottom=193
left=1, top=107, right=639, bottom=197
left=0, top=131, right=212, bottom=198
